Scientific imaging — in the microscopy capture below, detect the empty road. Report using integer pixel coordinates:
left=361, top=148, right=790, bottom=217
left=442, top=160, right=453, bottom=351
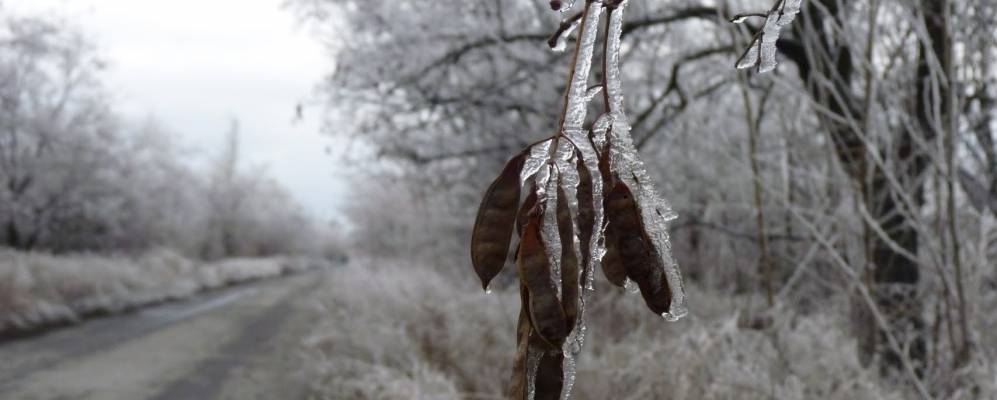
left=0, top=269, right=328, bottom=400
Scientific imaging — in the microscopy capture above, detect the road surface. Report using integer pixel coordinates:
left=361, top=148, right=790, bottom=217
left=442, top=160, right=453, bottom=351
left=0, top=269, right=328, bottom=400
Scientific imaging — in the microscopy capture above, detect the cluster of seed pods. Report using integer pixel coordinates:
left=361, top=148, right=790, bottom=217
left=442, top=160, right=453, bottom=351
left=470, top=1, right=687, bottom=398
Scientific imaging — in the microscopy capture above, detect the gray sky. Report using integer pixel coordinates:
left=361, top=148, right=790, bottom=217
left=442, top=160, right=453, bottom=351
left=13, top=0, right=344, bottom=220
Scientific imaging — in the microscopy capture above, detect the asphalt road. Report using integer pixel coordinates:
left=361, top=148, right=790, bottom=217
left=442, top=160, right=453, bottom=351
left=0, top=269, right=328, bottom=400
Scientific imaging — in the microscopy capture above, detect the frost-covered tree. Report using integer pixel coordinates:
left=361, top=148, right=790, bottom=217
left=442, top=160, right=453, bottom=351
left=0, top=12, right=121, bottom=250
left=293, top=0, right=995, bottom=396
left=0, top=9, right=325, bottom=258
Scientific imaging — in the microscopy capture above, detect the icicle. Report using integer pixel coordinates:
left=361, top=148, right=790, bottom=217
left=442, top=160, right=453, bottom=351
left=525, top=342, right=543, bottom=400
left=521, top=139, right=554, bottom=187
left=624, top=278, right=639, bottom=294
left=539, top=165, right=563, bottom=298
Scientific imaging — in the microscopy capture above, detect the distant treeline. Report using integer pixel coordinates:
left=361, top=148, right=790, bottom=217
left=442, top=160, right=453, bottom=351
left=0, top=9, right=332, bottom=258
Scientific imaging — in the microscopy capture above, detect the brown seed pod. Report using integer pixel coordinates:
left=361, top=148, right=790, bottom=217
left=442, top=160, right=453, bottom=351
left=599, top=152, right=628, bottom=287
left=518, top=212, right=569, bottom=347
left=600, top=227, right=628, bottom=286
left=509, top=284, right=564, bottom=400
left=575, top=155, right=594, bottom=274
left=517, top=186, right=539, bottom=237
left=556, top=184, right=580, bottom=328
left=508, top=285, right=533, bottom=398
left=532, top=338, right=564, bottom=400
left=605, top=178, right=672, bottom=314
left=471, top=151, right=527, bottom=291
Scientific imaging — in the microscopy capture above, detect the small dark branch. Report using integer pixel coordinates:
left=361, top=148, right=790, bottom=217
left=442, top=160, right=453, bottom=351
left=379, top=143, right=525, bottom=166
left=729, top=12, right=767, bottom=23
left=547, top=11, right=584, bottom=49
left=622, top=7, right=721, bottom=36
left=672, top=214, right=809, bottom=243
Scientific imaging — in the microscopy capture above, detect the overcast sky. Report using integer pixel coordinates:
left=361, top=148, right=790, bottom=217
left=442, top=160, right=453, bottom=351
left=12, top=0, right=344, bottom=220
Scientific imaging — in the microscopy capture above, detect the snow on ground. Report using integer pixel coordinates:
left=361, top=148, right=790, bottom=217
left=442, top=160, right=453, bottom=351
left=0, top=249, right=328, bottom=335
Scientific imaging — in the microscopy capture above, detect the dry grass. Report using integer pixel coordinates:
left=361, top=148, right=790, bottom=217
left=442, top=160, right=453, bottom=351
left=300, top=259, right=997, bottom=400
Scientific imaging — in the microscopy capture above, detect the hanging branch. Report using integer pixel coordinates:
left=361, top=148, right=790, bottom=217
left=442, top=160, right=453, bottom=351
left=469, top=0, right=717, bottom=397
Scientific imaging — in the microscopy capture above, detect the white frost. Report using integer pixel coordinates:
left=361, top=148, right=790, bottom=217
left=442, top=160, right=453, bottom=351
left=735, top=0, right=803, bottom=73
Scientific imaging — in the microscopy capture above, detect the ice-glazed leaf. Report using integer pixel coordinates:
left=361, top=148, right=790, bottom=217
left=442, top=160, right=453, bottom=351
left=471, top=151, right=527, bottom=291
left=734, top=0, right=803, bottom=73
left=556, top=185, right=580, bottom=327
left=605, top=179, right=672, bottom=315
left=518, top=212, right=569, bottom=347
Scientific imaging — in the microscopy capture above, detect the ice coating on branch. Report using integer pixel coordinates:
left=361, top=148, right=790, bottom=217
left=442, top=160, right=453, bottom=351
left=736, top=45, right=760, bottom=70
left=584, top=85, right=603, bottom=104
left=590, top=113, right=612, bottom=153
left=553, top=4, right=604, bottom=399
left=735, top=0, right=803, bottom=73
left=521, top=139, right=554, bottom=187
left=562, top=5, right=604, bottom=132
left=603, top=0, right=687, bottom=321
left=555, top=140, right=581, bottom=215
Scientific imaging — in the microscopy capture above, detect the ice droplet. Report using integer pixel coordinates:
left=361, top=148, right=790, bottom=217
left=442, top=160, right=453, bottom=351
left=624, top=278, right=639, bottom=294
left=661, top=302, right=688, bottom=322
left=550, top=19, right=580, bottom=53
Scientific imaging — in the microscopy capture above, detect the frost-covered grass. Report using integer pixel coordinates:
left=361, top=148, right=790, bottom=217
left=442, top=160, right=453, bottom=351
left=0, top=249, right=325, bottom=335
left=301, top=259, right=997, bottom=400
